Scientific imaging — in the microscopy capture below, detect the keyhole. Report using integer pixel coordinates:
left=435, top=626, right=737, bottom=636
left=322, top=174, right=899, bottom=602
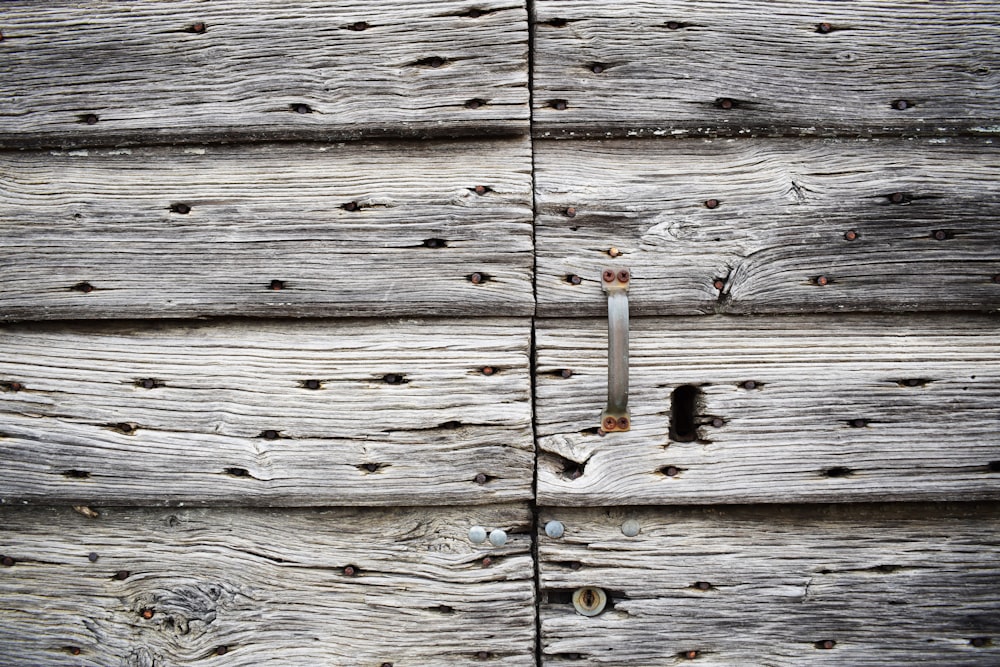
left=670, top=385, right=700, bottom=442
left=571, top=586, right=607, bottom=616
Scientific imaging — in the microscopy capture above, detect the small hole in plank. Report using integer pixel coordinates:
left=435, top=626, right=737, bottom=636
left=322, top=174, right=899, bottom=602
left=542, top=18, right=569, bottom=27
left=71, top=282, right=95, bottom=293
left=185, top=22, right=206, bottom=34
left=822, top=466, right=853, bottom=478
left=669, top=385, right=700, bottom=442
left=301, top=379, right=322, bottom=390
left=423, top=238, right=448, bottom=248
left=346, top=21, right=369, bottom=31
left=986, top=461, right=1000, bottom=473
left=169, top=203, right=191, bottom=214
left=814, top=640, right=837, bottom=650
left=291, top=103, right=313, bottom=114
left=260, top=430, right=281, bottom=440
left=62, top=470, right=91, bottom=479
left=465, top=98, right=487, bottom=109
left=268, top=279, right=285, bottom=291
left=225, top=467, right=251, bottom=478
left=412, top=56, right=447, bottom=68
left=382, top=373, right=408, bottom=385
left=79, top=114, right=99, bottom=125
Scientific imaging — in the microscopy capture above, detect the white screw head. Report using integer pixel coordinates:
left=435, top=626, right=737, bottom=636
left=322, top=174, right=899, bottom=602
left=488, top=529, right=507, bottom=547
left=621, top=519, right=641, bottom=537
left=544, top=521, right=565, bottom=539
left=469, top=526, right=487, bottom=544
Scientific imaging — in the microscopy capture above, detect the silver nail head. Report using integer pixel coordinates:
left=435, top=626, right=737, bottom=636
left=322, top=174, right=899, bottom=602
left=545, top=521, right=565, bottom=539
left=572, top=587, right=607, bottom=616
left=621, top=519, right=640, bottom=537
left=488, top=529, right=507, bottom=547
left=469, top=526, right=487, bottom=544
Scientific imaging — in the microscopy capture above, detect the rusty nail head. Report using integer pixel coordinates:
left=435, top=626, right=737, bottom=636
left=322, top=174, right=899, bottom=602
left=713, top=279, right=725, bottom=290
left=816, top=275, right=829, bottom=286
left=1, top=556, right=14, bottom=567
left=617, top=269, right=630, bottom=282
left=344, top=565, right=356, bottom=576
left=889, top=192, right=905, bottom=203
left=565, top=206, right=577, bottom=217
left=569, top=274, right=582, bottom=285
left=817, top=640, right=836, bottom=649
left=844, top=230, right=858, bottom=241
left=932, top=230, right=947, bottom=241
left=817, top=22, right=833, bottom=33
left=70, top=647, right=81, bottom=655
left=481, top=556, right=492, bottom=567
left=704, top=199, right=719, bottom=209
left=9, top=381, right=23, bottom=391
left=470, top=272, right=483, bottom=284
left=608, top=247, right=621, bottom=257
left=141, top=609, right=154, bottom=619
left=602, top=269, right=615, bottom=283
left=481, top=366, right=494, bottom=376
left=617, top=416, right=629, bottom=429
left=474, top=185, right=487, bottom=195
left=191, top=22, right=206, bottom=33
left=685, top=650, right=699, bottom=659
left=719, top=98, right=734, bottom=109
left=216, top=646, right=228, bottom=656
left=603, top=416, right=617, bottom=430
left=269, top=279, right=284, bottom=290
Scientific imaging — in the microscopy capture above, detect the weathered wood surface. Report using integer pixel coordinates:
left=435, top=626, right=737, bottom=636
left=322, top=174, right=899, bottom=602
left=0, top=139, right=534, bottom=321
left=535, top=137, right=1000, bottom=316
left=0, top=504, right=535, bottom=666
left=0, top=318, right=533, bottom=506
left=532, top=0, right=1000, bottom=138
left=538, top=503, right=1000, bottom=665
left=535, top=314, right=1000, bottom=506
left=0, top=1, right=529, bottom=148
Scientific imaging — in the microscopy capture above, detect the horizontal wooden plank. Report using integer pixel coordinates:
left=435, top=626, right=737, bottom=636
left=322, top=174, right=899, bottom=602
left=535, top=314, right=1000, bottom=506
left=538, top=503, right=1000, bottom=665
left=532, top=0, right=1000, bottom=138
left=0, top=139, right=534, bottom=321
left=0, top=1, right=528, bottom=148
left=535, top=137, right=1000, bottom=316
left=0, top=504, right=534, bottom=666
left=0, top=318, right=533, bottom=506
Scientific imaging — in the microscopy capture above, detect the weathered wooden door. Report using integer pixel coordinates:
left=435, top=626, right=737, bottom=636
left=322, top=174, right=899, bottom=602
left=2, top=1, right=1000, bottom=665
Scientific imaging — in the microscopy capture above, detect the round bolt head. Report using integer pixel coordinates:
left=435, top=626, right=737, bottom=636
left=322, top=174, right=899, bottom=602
left=572, top=586, right=607, bottom=616
left=469, top=526, right=487, bottom=544
left=621, top=519, right=641, bottom=537
left=489, top=529, right=508, bottom=547
left=545, top=521, right=565, bottom=539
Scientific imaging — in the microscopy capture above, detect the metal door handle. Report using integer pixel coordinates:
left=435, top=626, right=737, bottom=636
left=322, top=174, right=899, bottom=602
left=601, top=267, right=630, bottom=432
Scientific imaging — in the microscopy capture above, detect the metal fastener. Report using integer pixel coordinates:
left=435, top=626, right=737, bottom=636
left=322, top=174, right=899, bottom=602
left=704, top=199, right=719, bottom=209
left=572, top=587, right=607, bottom=616
left=621, top=519, right=640, bottom=537
left=545, top=521, right=565, bottom=539
left=489, top=529, right=507, bottom=547
left=844, top=230, right=858, bottom=241
left=469, top=526, right=487, bottom=544
left=88, top=552, right=99, bottom=562
left=565, top=206, right=577, bottom=217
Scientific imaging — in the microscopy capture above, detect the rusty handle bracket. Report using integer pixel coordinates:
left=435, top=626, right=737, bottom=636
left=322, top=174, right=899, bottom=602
left=601, top=267, right=630, bottom=432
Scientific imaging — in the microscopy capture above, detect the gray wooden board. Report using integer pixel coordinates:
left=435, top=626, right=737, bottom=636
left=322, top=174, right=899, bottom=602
left=534, top=137, right=1000, bottom=316
left=0, top=504, right=535, bottom=666
left=532, top=0, right=1000, bottom=138
left=0, top=138, right=534, bottom=321
left=0, top=1, right=529, bottom=148
left=0, top=318, right=533, bottom=506
left=538, top=503, right=1000, bottom=666
left=535, top=314, right=1000, bottom=506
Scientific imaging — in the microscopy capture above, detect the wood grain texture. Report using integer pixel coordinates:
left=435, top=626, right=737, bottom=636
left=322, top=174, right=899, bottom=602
left=532, top=0, right=1000, bottom=138
left=0, top=318, right=533, bottom=506
left=538, top=503, right=1000, bottom=665
left=0, top=139, right=534, bottom=321
left=0, top=504, right=535, bottom=666
left=535, top=314, right=1000, bottom=506
left=535, top=137, right=1000, bottom=316
left=0, top=1, right=528, bottom=148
